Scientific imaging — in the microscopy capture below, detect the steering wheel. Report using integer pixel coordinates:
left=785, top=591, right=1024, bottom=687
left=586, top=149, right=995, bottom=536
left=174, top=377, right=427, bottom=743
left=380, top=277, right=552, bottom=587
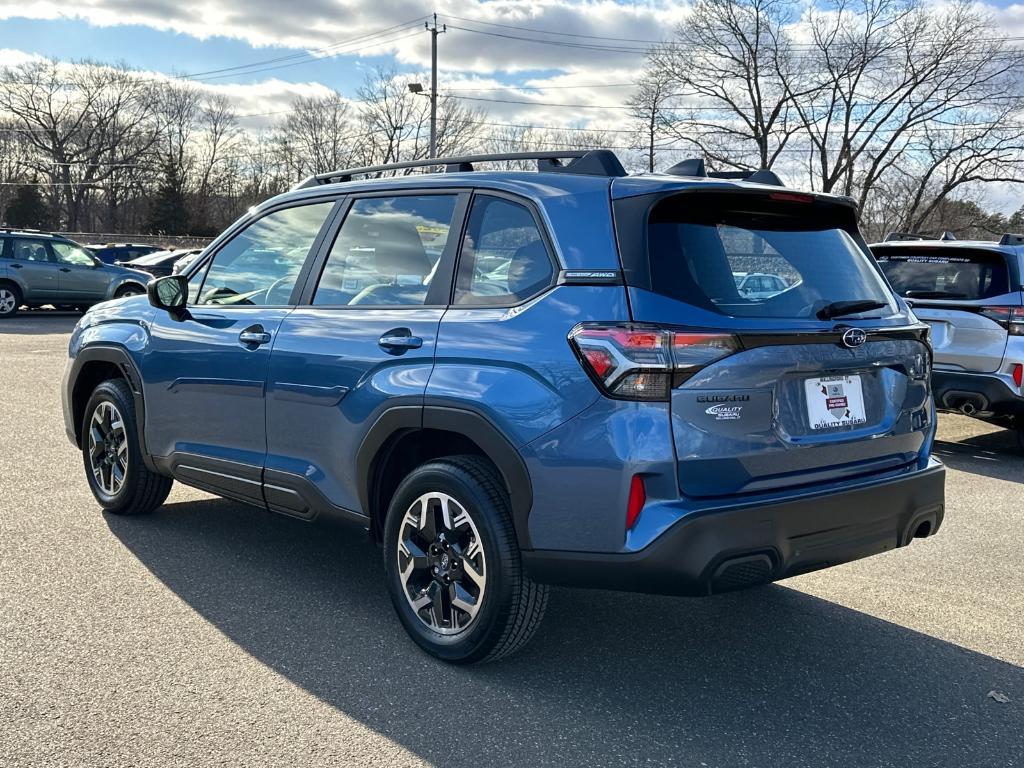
left=264, top=276, right=295, bottom=305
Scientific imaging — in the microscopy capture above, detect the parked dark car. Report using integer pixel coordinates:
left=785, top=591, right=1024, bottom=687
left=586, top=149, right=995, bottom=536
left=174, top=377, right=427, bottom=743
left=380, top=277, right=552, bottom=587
left=0, top=230, right=150, bottom=317
left=62, top=151, right=945, bottom=663
left=87, top=243, right=162, bottom=265
left=118, top=249, right=201, bottom=279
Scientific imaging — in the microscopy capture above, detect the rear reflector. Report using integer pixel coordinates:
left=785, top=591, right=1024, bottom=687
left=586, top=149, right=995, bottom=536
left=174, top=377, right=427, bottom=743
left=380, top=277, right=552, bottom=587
left=1013, top=363, right=1023, bottom=391
left=626, top=475, right=646, bottom=530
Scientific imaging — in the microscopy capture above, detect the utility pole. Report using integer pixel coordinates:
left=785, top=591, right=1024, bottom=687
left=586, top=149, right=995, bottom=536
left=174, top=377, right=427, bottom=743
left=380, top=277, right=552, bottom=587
left=426, top=13, right=445, bottom=159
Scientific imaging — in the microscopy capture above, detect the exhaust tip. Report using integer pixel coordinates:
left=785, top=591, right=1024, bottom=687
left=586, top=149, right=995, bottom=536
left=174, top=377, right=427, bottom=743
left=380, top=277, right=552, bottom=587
left=961, top=402, right=977, bottom=416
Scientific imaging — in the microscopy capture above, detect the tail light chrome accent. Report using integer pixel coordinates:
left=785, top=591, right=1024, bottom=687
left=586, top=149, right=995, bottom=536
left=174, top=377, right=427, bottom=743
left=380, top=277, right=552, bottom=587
left=569, top=323, right=740, bottom=401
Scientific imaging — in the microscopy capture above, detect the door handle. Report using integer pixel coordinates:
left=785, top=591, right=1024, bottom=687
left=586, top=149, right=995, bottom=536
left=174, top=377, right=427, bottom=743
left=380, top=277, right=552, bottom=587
left=10, top=263, right=22, bottom=269
left=59, top=267, right=71, bottom=273
left=379, top=331, right=423, bottom=351
left=239, top=326, right=272, bottom=346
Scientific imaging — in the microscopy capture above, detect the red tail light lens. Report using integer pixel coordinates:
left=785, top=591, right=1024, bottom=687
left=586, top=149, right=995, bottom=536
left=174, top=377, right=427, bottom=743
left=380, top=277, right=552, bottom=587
left=569, top=323, right=740, bottom=400
left=1013, top=363, right=1023, bottom=391
left=980, top=307, right=1024, bottom=336
left=626, top=474, right=646, bottom=531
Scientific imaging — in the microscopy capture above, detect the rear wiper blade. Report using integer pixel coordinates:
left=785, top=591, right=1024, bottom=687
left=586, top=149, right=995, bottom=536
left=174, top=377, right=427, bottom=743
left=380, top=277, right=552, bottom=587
left=903, top=290, right=967, bottom=299
left=816, top=299, right=887, bottom=320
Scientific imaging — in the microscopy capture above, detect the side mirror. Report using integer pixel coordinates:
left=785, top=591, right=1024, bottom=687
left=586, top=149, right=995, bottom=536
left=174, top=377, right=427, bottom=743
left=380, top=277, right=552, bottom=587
left=148, top=275, right=188, bottom=315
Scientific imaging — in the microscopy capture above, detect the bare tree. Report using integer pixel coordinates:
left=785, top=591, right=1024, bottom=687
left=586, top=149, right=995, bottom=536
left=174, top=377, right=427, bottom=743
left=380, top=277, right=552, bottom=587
left=0, top=60, right=160, bottom=229
left=276, top=92, right=354, bottom=180
left=788, top=0, right=1024, bottom=211
left=627, top=67, right=674, bottom=172
left=650, top=0, right=809, bottom=170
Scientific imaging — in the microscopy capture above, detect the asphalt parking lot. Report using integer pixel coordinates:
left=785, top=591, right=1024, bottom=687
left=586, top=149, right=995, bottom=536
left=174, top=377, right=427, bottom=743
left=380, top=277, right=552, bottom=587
left=1, top=311, right=1022, bottom=768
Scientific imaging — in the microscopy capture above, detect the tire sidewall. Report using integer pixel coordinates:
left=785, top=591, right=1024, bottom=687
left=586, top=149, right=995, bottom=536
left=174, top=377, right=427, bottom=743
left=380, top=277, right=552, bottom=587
left=383, top=462, right=516, bottom=663
left=81, top=379, right=145, bottom=512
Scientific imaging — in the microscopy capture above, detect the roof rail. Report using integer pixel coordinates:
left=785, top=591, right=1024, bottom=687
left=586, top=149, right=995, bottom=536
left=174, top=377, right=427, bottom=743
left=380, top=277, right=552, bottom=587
left=297, top=150, right=627, bottom=188
left=999, top=232, right=1024, bottom=245
left=662, top=158, right=784, bottom=187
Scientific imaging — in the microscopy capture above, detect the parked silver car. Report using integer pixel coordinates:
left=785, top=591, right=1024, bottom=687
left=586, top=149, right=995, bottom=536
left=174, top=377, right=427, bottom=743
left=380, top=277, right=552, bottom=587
left=0, top=230, right=151, bottom=318
left=871, top=233, right=1024, bottom=447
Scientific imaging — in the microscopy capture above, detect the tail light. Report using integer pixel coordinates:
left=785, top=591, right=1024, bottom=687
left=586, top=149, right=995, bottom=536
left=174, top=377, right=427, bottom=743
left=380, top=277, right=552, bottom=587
left=1013, top=363, right=1023, bottom=391
left=569, top=323, right=739, bottom=400
left=979, top=307, right=1024, bottom=335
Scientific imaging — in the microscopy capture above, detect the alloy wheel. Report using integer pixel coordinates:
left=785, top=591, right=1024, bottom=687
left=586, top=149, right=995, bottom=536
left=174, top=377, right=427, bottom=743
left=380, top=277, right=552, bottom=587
left=397, top=491, right=487, bottom=636
left=88, top=401, right=128, bottom=496
left=0, top=288, right=17, bottom=314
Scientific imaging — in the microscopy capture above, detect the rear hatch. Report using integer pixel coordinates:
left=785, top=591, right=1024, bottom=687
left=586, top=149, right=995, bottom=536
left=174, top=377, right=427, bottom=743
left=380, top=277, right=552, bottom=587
left=872, top=245, right=1020, bottom=373
left=612, top=187, right=932, bottom=498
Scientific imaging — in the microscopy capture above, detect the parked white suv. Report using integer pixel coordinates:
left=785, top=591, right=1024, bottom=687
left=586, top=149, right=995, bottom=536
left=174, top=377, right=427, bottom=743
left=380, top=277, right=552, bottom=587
left=871, top=233, right=1024, bottom=448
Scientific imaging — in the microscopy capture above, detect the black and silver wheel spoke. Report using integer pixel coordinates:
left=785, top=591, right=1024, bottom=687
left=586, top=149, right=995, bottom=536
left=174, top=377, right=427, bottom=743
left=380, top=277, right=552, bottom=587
left=397, top=491, right=487, bottom=636
left=87, top=401, right=128, bottom=496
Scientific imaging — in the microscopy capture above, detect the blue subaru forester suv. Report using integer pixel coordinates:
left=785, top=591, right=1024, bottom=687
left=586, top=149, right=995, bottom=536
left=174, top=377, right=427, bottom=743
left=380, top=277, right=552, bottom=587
left=62, top=150, right=946, bottom=663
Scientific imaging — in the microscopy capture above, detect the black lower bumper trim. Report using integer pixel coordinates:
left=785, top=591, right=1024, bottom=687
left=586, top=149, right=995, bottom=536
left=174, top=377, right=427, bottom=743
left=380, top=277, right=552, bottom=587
left=933, top=371, right=1024, bottom=417
left=523, top=462, right=945, bottom=596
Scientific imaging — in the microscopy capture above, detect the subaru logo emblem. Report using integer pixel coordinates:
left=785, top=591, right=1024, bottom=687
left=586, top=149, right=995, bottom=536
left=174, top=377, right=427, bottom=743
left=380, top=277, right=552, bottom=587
left=841, top=328, right=867, bottom=348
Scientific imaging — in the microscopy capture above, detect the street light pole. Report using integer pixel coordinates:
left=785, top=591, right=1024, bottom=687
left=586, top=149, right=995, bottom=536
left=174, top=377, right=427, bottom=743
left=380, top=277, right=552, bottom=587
left=426, top=13, right=444, bottom=160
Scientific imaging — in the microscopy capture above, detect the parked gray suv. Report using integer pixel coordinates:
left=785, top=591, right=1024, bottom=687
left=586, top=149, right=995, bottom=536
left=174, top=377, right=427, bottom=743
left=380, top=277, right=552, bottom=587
left=0, top=230, right=150, bottom=318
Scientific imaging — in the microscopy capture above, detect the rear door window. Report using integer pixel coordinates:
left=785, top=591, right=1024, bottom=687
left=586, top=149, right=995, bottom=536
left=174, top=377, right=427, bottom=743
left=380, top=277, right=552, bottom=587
left=646, top=196, right=896, bottom=319
left=873, top=248, right=1012, bottom=300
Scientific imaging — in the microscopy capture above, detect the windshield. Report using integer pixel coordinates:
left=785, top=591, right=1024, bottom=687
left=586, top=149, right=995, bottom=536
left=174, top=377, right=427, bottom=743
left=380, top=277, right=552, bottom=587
left=647, top=197, right=897, bottom=320
left=873, top=248, right=1012, bottom=300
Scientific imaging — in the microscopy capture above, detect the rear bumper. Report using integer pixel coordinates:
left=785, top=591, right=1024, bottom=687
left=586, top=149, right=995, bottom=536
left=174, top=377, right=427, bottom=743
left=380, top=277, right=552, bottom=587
left=933, top=370, right=1024, bottom=417
left=523, top=458, right=945, bottom=596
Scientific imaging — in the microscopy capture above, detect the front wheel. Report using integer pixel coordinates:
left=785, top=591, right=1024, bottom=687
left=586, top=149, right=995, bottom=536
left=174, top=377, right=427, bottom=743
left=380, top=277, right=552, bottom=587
left=115, top=284, right=145, bottom=299
left=383, top=456, right=548, bottom=664
left=82, top=378, right=172, bottom=514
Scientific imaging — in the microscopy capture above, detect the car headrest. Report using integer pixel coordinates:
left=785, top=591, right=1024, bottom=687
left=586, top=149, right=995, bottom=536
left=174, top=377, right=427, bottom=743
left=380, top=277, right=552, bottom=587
left=507, top=240, right=552, bottom=298
left=345, top=214, right=431, bottom=276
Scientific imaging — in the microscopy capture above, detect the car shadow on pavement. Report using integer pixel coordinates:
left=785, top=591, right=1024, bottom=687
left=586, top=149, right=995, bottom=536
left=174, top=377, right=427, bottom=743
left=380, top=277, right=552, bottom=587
left=934, top=428, right=1023, bottom=483
left=108, top=498, right=1024, bottom=768
left=0, top=312, right=81, bottom=335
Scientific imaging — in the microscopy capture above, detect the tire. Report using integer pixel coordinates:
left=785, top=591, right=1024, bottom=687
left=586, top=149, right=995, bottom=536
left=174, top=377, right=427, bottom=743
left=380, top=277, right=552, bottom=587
left=383, top=455, right=548, bottom=664
left=115, top=284, right=145, bottom=299
left=1015, top=423, right=1024, bottom=453
left=0, top=283, right=21, bottom=318
left=82, top=378, right=172, bottom=515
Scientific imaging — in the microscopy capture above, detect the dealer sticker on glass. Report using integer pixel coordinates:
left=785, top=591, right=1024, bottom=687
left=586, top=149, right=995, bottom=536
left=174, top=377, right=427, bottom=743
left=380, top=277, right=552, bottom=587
left=804, top=374, right=867, bottom=430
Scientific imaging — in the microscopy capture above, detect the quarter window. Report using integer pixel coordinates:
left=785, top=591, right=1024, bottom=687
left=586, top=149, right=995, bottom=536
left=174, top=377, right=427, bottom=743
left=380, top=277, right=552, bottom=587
left=312, top=195, right=458, bottom=307
left=455, top=196, right=554, bottom=306
left=196, top=202, right=334, bottom=306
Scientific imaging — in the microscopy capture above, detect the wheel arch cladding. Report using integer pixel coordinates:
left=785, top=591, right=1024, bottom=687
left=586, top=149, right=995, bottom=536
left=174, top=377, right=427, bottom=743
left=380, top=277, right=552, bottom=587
left=70, top=346, right=156, bottom=472
left=357, top=406, right=535, bottom=548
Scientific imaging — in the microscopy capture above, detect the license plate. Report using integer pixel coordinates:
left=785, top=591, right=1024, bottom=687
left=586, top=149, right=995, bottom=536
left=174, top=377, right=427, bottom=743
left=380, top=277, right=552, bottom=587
left=804, top=374, right=867, bottom=430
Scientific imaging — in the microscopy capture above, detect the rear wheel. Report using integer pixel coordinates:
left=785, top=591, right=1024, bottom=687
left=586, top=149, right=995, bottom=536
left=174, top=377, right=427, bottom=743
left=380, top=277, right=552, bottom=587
left=383, top=455, right=547, bottom=664
left=0, top=284, right=21, bottom=318
left=82, top=378, right=172, bottom=515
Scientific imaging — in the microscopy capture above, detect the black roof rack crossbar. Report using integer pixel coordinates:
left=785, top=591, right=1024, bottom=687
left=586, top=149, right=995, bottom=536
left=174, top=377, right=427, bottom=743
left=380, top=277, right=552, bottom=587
left=662, top=158, right=784, bottom=187
left=297, top=150, right=627, bottom=188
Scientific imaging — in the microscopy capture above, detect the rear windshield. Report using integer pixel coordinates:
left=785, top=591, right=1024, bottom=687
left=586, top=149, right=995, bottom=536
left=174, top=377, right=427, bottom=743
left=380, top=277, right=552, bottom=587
left=647, top=196, right=897, bottom=319
left=873, top=248, right=1012, bottom=300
